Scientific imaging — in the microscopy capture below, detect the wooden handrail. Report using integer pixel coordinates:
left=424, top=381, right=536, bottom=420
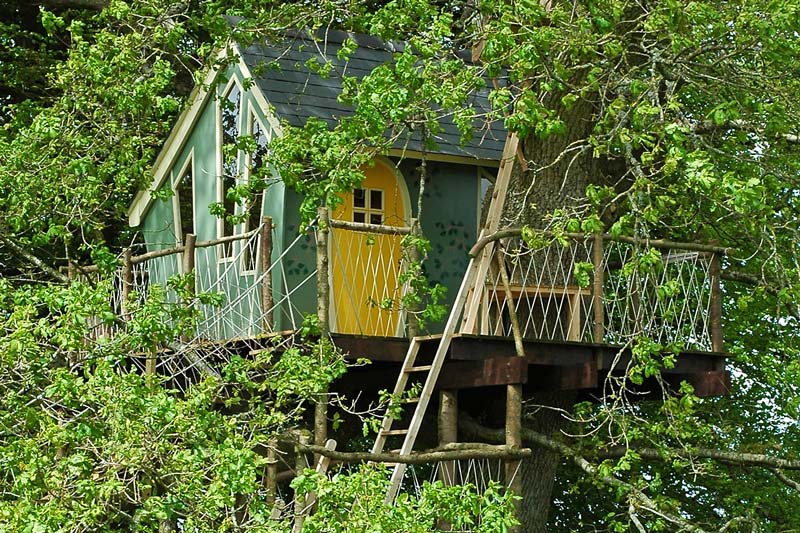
left=329, top=218, right=412, bottom=235
left=469, top=227, right=733, bottom=258
left=77, top=227, right=262, bottom=273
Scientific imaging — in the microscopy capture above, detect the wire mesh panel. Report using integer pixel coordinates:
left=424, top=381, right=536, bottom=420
left=476, top=235, right=717, bottom=351
left=480, top=238, right=596, bottom=343
left=329, top=227, right=408, bottom=337
left=603, top=243, right=713, bottom=351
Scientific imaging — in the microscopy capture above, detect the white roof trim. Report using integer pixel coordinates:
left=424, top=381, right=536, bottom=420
left=128, top=45, right=232, bottom=227
left=235, top=43, right=283, bottom=138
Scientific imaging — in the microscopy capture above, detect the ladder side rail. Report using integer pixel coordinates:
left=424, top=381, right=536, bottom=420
left=384, top=253, right=482, bottom=502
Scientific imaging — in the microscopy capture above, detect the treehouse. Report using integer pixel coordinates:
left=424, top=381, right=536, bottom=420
left=117, top=27, right=730, bottom=511
left=126, top=28, right=504, bottom=341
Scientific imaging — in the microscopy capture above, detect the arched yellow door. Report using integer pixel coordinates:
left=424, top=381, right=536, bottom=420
left=330, top=160, right=408, bottom=336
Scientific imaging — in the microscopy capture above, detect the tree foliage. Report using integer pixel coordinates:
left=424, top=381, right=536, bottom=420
left=1, top=0, right=800, bottom=531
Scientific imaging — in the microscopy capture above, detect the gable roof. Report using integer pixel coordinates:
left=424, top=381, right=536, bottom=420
left=238, top=28, right=506, bottom=161
left=129, top=28, right=507, bottom=226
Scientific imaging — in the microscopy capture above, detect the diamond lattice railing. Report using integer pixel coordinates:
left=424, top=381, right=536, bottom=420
left=328, top=226, right=409, bottom=338
left=476, top=235, right=717, bottom=351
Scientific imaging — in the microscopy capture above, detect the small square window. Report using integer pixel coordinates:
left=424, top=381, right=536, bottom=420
left=353, top=211, right=366, bottom=223
left=353, top=188, right=366, bottom=208
left=370, top=189, right=383, bottom=210
left=370, top=213, right=383, bottom=225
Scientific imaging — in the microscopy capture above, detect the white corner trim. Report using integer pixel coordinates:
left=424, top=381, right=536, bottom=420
left=235, top=43, right=283, bottom=138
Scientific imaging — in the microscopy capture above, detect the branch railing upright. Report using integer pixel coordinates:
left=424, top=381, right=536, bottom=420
left=466, top=228, right=728, bottom=353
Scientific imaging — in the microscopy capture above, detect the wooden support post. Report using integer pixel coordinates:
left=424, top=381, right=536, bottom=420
left=438, top=390, right=458, bottom=486
left=314, top=207, right=330, bottom=462
left=316, top=207, right=330, bottom=337
left=592, top=233, right=604, bottom=343
left=265, top=439, right=278, bottom=508
left=709, top=251, right=724, bottom=355
left=496, top=245, right=524, bottom=531
left=182, top=233, right=196, bottom=282
left=260, top=216, right=275, bottom=332
left=121, top=248, right=133, bottom=319
left=592, top=233, right=605, bottom=370
left=180, top=233, right=196, bottom=344
left=437, top=390, right=457, bottom=531
left=405, top=219, right=421, bottom=339
left=292, top=432, right=311, bottom=533
left=146, top=343, right=157, bottom=377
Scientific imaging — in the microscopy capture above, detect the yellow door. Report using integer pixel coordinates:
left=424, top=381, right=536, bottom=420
left=330, top=160, right=408, bottom=336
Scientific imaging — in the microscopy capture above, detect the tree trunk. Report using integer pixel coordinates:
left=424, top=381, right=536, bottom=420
left=517, top=392, right=576, bottom=532
left=502, top=88, right=610, bottom=530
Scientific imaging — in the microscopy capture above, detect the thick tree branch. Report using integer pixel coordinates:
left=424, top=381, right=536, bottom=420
left=771, top=468, right=800, bottom=491
left=469, top=226, right=732, bottom=258
left=0, top=234, right=70, bottom=283
left=296, top=441, right=532, bottom=465
left=597, top=445, right=800, bottom=471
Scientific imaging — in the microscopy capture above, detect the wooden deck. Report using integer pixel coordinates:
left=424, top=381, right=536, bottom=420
left=330, top=333, right=729, bottom=398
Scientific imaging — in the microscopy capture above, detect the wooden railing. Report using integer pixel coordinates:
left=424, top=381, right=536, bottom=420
left=465, top=229, right=728, bottom=353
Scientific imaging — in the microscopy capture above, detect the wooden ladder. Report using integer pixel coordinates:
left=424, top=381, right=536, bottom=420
left=372, top=131, right=520, bottom=503
left=371, top=255, right=482, bottom=503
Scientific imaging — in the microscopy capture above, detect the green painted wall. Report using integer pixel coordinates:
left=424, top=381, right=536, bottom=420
left=137, top=61, right=482, bottom=339
left=397, top=159, right=479, bottom=333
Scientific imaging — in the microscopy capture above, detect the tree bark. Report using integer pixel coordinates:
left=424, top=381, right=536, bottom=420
left=500, top=84, right=609, bottom=531
left=517, top=392, right=576, bottom=532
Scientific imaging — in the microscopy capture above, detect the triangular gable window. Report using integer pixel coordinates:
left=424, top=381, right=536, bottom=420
left=219, top=79, right=242, bottom=259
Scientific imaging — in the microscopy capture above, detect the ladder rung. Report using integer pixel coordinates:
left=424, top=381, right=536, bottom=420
left=381, top=429, right=409, bottom=436
left=404, top=365, right=432, bottom=373
left=398, top=397, right=419, bottom=404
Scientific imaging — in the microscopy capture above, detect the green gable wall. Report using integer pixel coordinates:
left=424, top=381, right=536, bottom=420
left=136, top=59, right=483, bottom=339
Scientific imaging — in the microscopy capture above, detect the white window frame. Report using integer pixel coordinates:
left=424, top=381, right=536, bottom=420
left=171, top=149, right=195, bottom=248
left=216, top=76, right=244, bottom=262
left=240, top=107, right=270, bottom=275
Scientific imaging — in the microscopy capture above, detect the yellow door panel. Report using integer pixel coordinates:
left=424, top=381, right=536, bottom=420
left=331, top=160, right=408, bottom=336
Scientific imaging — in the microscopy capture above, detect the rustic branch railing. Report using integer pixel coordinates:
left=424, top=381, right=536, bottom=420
left=467, top=228, right=727, bottom=352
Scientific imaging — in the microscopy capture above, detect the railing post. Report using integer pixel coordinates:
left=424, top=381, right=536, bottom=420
left=176, top=233, right=197, bottom=352
left=405, top=218, right=421, bottom=338
left=260, top=216, right=274, bottom=332
left=592, top=233, right=604, bottom=344
left=314, top=206, right=330, bottom=464
left=495, top=244, right=524, bottom=531
left=182, top=233, right=196, bottom=284
left=709, top=251, right=724, bottom=354
left=265, top=438, right=278, bottom=509
left=316, top=207, right=330, bottom=337
left=121, top=248, right=133, bottom=320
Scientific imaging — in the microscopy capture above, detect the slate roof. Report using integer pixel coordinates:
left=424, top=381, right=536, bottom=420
left=238, top=28, right=507, bottom=162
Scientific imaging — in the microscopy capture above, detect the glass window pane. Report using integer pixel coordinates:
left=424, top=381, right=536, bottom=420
left=251, top=118, right=269, bottom=172
left=370, top=213, right=383, bottom=225
left=353, top=188, right=366, bottom=208
left=177, top=167, right=193, bottom=239
left=370, top=189, right=383, bottom=210
left=353, top=211, right=366, bottom=223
